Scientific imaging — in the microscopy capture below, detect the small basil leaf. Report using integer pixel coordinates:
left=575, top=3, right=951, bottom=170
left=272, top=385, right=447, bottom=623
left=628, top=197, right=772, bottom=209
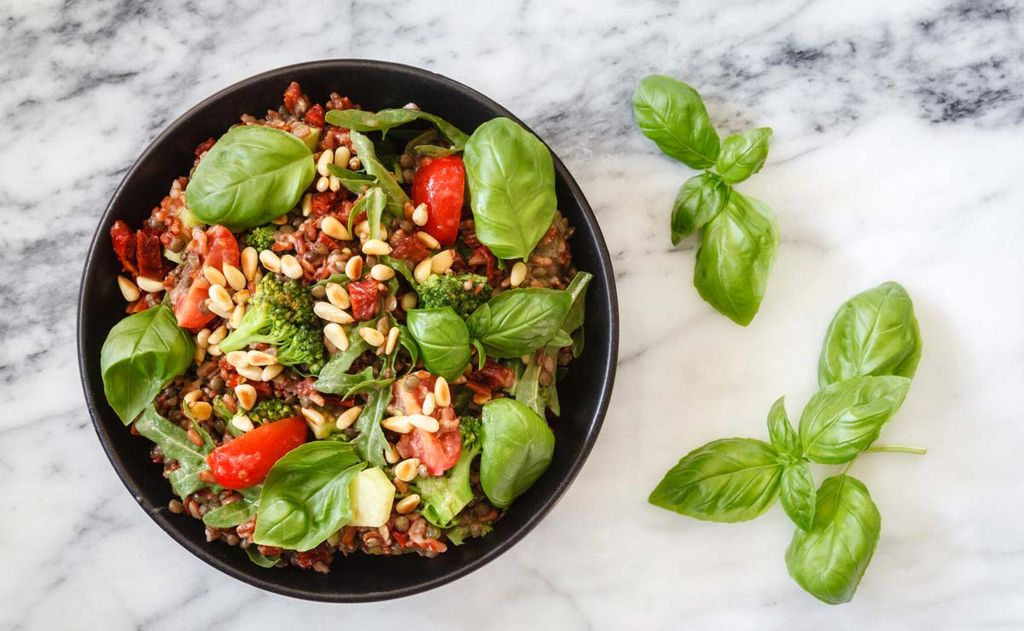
left=561, top=271, right=593, bottom=335
left=406, top=308, right=472, bottom=380
left=694, top=191, right=779, bottom=326
left=253, top=442, right=365, bottom=552
left=818, top=282, right=922, bottom=387
left=352, top=386, right=393, bottom=468
left=245, top=546, right=281, bottom=568
left=326, top=163, right=375, bottom=195
left=202, top=497, right=257, bottom=529
left=716, top=127, right=772, bottom=184
left=480, top=399, right=555, bottom=508
left=632, top=74, right=720, bottom=169
left=463, top=118, right=557, bottom=260
left=101, top=304, right=194, bottom=424
left=467, top=288, right=572, bottom=358
left=766, top=396, right=801, bottom=458
left=324, top=108, right=469, bottom=149
left=185, top=126, right=315, bottom=230
left=349, top=131, right=410, bottom=215
left=799, top=376, right=912, bottom=464
left=785, top=475, right=881, bottom=604
left=649, top=438, right=782, bottom=522
left=671, top=172, right=731, bottom=244
left=134, top=405, right=211, bottom=498
left=779, top=462, right=816, bottom=531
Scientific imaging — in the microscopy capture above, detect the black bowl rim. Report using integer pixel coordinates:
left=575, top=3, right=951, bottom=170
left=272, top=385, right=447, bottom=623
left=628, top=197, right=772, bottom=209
left=77, top=59, right=619, bottom=602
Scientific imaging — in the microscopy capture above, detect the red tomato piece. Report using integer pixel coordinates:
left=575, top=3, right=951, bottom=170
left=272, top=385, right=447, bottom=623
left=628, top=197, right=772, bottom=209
left=206, top=417, right=308, bottom=489
left=412, top=156, right=465, bottom=246
left=203, top=225, right=240, bottom=272
left=304, top=103, right=325, bottom=128
left=172, top=276, right=215, bottom=331
left=283, top=81, right=302, bottom=112
left=348, top=277, right=380, bottom=321
left=110, top=220, right=137, bottom=274
left=397, top=428, right=462, bottom=476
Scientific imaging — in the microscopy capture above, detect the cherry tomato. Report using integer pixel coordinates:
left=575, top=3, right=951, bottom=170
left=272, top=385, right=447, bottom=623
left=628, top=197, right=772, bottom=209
left=206, top=417, right=308, bottom=489
left=203, top=225, right=240, bottom=272
left=172, top=276, right=215, bottom=331
left=398, top=428, right=462, bottom=476
left=412, top=156, right=465, bottom=246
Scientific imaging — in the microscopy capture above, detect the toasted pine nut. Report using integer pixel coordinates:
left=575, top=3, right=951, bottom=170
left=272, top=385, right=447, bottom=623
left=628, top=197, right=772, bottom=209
left=236, top=364, right=263, bottom=381
left=316, top=175, right=330, bottom=192
left=136, top=276, right=165, bottom=293
left=382, top=415, right=413, bottom=433
left=510, top=261, right=528, bottom=287
left=233, top=289, right=251, bottom=304
left=408, top=414, right=440, bottom=432
left=229, top=303, right=246, bottom=329
left=430, top=250, right=454, bottom=274
left=225, top=350, right=249, bottom=368
left=395, top=494, right=420, bottom=514
left=434, top=376, right=451, bottom=408
left=207, top=324, right=228, bottom=346
left=193, top=345, right=206, bottom=363
left=334, top=146, right=351, bottom=166
left=317, top=149, right=334, bottom=177
left=232, top=415, right=254, bottom=433
left=416, top=231, right=440, bottom=250
left=361, top=239, right=392, bottom=256
left=301, top=407, right=328, bottom=427
left=241, top=247, right=259, bottom=280
left=117, top=275, right=140, bottom=301
left=315, top=302, right=354, bottom=324
left=206, top=343, right=223, bottom=356
left=259, top=250, right=281, bottom=273
left=271, top=214, right=289, bottom=225
left=413, top=258, right=433, bottom=284
left=345, top=255, right=363, bottom=280
left=223, top=264, right=246, bottom=291
left=234, top=384, right=257, bottom=411
left=209, top=285, right=234, bottom=312
left=183, top=389, right=204, bottom=405
left=323, top=322, right=349, bottom=351
left=359, top=327, right=385, bottom=347
left=203, top=266, right=226, bottom=287
left=394, top=458, right=420, bottom=482
left=400, top=292, right=418, bottom=311
left=301, top=193, right=313, bottom=217
left=280, top=254, right=303, bottom=279
left=348, top=156, right=361, bottom=170
left=196, top=328, right=211, bottom=348
left=206, top=299, right=233, bottom=319
left=326, top=282, right=350, bottom=309
left=421, top=392, right=436, bottom=416
left=246, top=350, right=277, bottom=366
left=191, top=401, right=212, bottom=421
left=262, top=364, right=284, bottom=381
left=370, top=264, right=395, bottom=282
left=412, top=203, right=429, bottom=226
left=385, top=327, right=400, bottom=355
left=384, top=442, right=400, bottom=464
left=335, top=406, right=362, bottom=430
left=321, top=216, right=351, bottom=241
left=329, top=175, right=341, bottom=192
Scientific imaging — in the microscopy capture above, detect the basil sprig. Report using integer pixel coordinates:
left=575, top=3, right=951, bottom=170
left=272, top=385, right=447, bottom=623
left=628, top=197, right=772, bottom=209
left=649, top=283, right=925, bottom=604
left=632, top=74, right=778, bottom=325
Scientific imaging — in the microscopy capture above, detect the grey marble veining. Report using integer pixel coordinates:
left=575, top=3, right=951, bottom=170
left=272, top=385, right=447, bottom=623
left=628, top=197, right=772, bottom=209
left=2, top=0, right=1024, bottom=629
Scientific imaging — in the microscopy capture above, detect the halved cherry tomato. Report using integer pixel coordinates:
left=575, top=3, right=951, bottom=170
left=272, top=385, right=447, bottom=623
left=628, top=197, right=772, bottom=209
left=206, top=417, right=308, bottom=489
left=398, top=428, right=462, bottom=476
left=204, top=225, right=240, bottom=272
left=172, top=276, right=215, bottom=331
left=412, top=156, right=464, bottom=246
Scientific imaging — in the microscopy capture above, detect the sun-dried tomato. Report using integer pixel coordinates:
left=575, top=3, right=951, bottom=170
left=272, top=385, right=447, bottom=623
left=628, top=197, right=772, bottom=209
left=348, top=278, right=381, bottom=321
left=136, top=228, right=164, bottom=279
left=110, top=220, right=137, bottom=274
left=304, top=104, right=325, bottom=128
left=473, top=245, right=499, bottom=284
left=194, top=137, right=216, bottom=158
left=310, top=191, right=337, bottom=217
left=283, top=81, right=302, bottom=112
left=389, top=229, right=431, bottom=263
left=471, top=360, right=515, bottom=390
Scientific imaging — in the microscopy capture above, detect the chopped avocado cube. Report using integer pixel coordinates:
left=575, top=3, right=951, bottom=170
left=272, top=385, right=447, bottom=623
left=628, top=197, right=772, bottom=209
left=348, top=467, right=396, bottom=527
left=301, top=127, right=322, bottom=151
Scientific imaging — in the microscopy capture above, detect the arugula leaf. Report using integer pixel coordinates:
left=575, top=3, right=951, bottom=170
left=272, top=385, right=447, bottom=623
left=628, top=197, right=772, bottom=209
left=324, top=108, right=469, bottom=149
left=314, top=327, right=371, bottom=394
left=349, top=131, right=410, bottom=215
left=134, top=405, right=211, bottom=498
left=352, top=386, right=393, bottom=468
left=326, top=163, right=376, bottom=195
left=203, top=497, right=258, bottom=528
left=245, top=546, right=281, bottom=568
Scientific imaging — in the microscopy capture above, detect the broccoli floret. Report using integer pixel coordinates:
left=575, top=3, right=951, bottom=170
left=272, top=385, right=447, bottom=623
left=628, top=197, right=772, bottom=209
left=417, top=416, right=482, bottom=528
left=249, top=398, right=294, bottom=424
left=416, top=274, right=491, bottom=318
left=219, top=274, right=325, bottom=372
left=243, top=225, right=277, bottom=252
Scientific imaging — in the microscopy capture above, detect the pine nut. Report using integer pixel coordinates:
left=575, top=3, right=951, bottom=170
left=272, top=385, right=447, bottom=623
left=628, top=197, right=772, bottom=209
left=229, top=303, right=246, bottom=329
left=510, top=261, right=528, bottom=287
left=385, top=327, right=400, bottom=355
left=279, top=254, right=302, bottom=279
left=234, top=384, right=257, bottom=411
left=371, top=264, right=395, bottom=281
left=315, top=302, right=354, bottom=324
left=413, top=258, right=433, bottom=284
left=421, top=392, right=436, bottom=416
left=207, top=324, right=228, bottom=346
left=359, top=327, right=385, bottom=347
left=316, top=175, right=330, bottom=192
left=196, top=328, right=211, bottom=348
left=434, top=376, right=451, bottom=407
left=246, top=350, right=277, bottom=366
left=329, top=175, right=341, bottom=192
left=237, top=364, right=264, bottom=381
left=223, top=264, right=246, bottom=291
left=262, top=364, right=284, bottom=381
left=400, top=292, right=418, bottom=311
left=408, top=414, right=439, bottom=433
left=191, top=401, right=212, bottom=421
left=233, top=289, right=251, bottom=304
left=348, top=156, right=361, bottom=170
left=334, top=146, right=351, bottom=166
left=207, top=299, right=233, bottom=319
left=385, top=294, right=398, bottom=312
left=301, top=193, right=313, bottom=217
left=326, top=282, right=350, bottom=309
left=259, top=250, right=281, bottom=273
left=232, top=415, right=254, bottom=433
left=382, top=415, right=413, bottom=433
left=184, top=390, right=204, bottom=405
left=209, top=285, right=234, bottom=312
left=203, top=266, right=226, bottom=287
left=395, top=494, right=420, bottom=514
left=345, top=255, right=363, bottom=280
left=301, top=406, right=328, bottom=427
left=361, top=239, right=392, bottom=256
left=416, top=231, right=440, bottom=250
left=321, top=216, right=351, bottom=241
left=206, top=343, right=223, bottom=357
left=335, top=406, right=362, bottom=430
left=136, top=276, right=165, bottom=293
left=317, top=149, right=334, bottom=177
left=272, top=214, right=289, bottom=225
left=384, top=442, right=400, bottom=464
left=193, top=345, right=206, bottom=364
left=323, top=323, right=349, bottom=351
left=117, top=275, right=140, bottom=301
left=225, top=350, right=249, bottom=368
left=412, top=203, right=429, bottom=226
left=394, top=458, right=420, bottom=482
left=241, top=247, right=259, bottom=280
left=430, top=250, right=454, bottom=274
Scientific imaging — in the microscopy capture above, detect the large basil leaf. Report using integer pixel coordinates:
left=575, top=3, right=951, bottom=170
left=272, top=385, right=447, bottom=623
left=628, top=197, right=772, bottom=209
left=253, top=442, right=365, bottom=551
left=779, top=462, right=816, bottom=532
left=324, top=108, right=469, bottom=149
left=671, top=172, right=731, bottom=244
left=716, top=128, right=772, bottom=184
left=134, top=405, right=211, bottom=498
left=818, top=282, right=922, bottom=387
left=799, top=376, right=911, bottom=464
left=185, top=125, right=315, bottom=230
left=406, top=308, right=472, bottom=380
left=694, top=191, right=778, bottom=326
left=649, top=438, right=782, bottom=522
left=480, top=399, right=555, bottom=508
left=467, top=288, right=572, bottom=358
left=632, top=74, right=720, bottom=169
left=101, top=304, right=194, bottom=424
left=463, top=118, right=557, bottom=260
left=349, top=131, right=410, bottom=215
left=352, top=386, right=392, bottom=468
left=785, top=475, right=881, bottom=604
left=766, top=397, right=801, bottom=459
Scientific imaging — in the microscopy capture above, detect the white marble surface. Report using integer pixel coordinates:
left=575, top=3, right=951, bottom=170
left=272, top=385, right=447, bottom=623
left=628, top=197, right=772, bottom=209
left=2, top=0, right=1023, bottom=628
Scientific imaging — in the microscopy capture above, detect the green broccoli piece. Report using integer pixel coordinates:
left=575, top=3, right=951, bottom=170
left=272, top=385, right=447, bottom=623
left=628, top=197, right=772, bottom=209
left=249, top=398, right=295, bottom=424
left=416, top=274, right=491, bottom=318
left=219, top=274, right=326, bottom=373
left=417, top=416, right=482, bottom=528
left=243, top=225, right=277, bottom=252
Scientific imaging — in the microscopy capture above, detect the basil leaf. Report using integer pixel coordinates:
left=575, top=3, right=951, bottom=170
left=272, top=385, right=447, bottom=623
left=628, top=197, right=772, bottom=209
left=632, top=74, right=720, bottom=169
left=314, top=327, right=371, bottom=394
left=561, top=271, right=593, bottom=335
left=203, top=497, right=257, bottom=528
left=649, top=438, right=782, bottom=522
left=254, top=442, right=365, bottom=551
left=324, top=108, right=469, bottom=149
left=134, top=406, right=211, bottom=498
left=245, top=546, right=281, bottom=568
left=463, top=118, right=557, bottom=260
left=349, top=131, right=410, bottom=215
left=766, top=397, right=801, bottom=458
left=480, top=399, right=555, bottom=508
left=406, top=308, right=472, bottom=380
left=694, top=191, right=779, bottom=326
left=785, top=475, right=881, bottom=604
left=101, top=304, right=194, bottom=424
left=716, top=127, right=773, bottom=184
left=799, top=375, right=912, bottom=464
left=326, top=163, right=375, bottom=195
left=779, top=462, right=816, bottom=531
left=352, top=386, right=392, bottom=468
left=818, top=282, right=922, bottom=387
left=467, top=288, right=572, bottom=358
left=185, top=126, right=315, bottom=230
left=671, top=172, right=731, bottom=244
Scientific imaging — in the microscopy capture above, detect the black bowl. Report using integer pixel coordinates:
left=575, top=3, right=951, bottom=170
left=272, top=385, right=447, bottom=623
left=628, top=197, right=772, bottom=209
left=77, top=60, right=618, bottom=602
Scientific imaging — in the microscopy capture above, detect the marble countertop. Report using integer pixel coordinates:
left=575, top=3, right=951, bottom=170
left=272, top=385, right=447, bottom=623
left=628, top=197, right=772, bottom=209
left=3, top=0, right=1023, bottom=628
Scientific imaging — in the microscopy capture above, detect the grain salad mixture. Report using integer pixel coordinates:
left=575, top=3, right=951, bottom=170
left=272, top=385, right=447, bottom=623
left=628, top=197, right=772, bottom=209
left=99, top=81, right=591, bottom=572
